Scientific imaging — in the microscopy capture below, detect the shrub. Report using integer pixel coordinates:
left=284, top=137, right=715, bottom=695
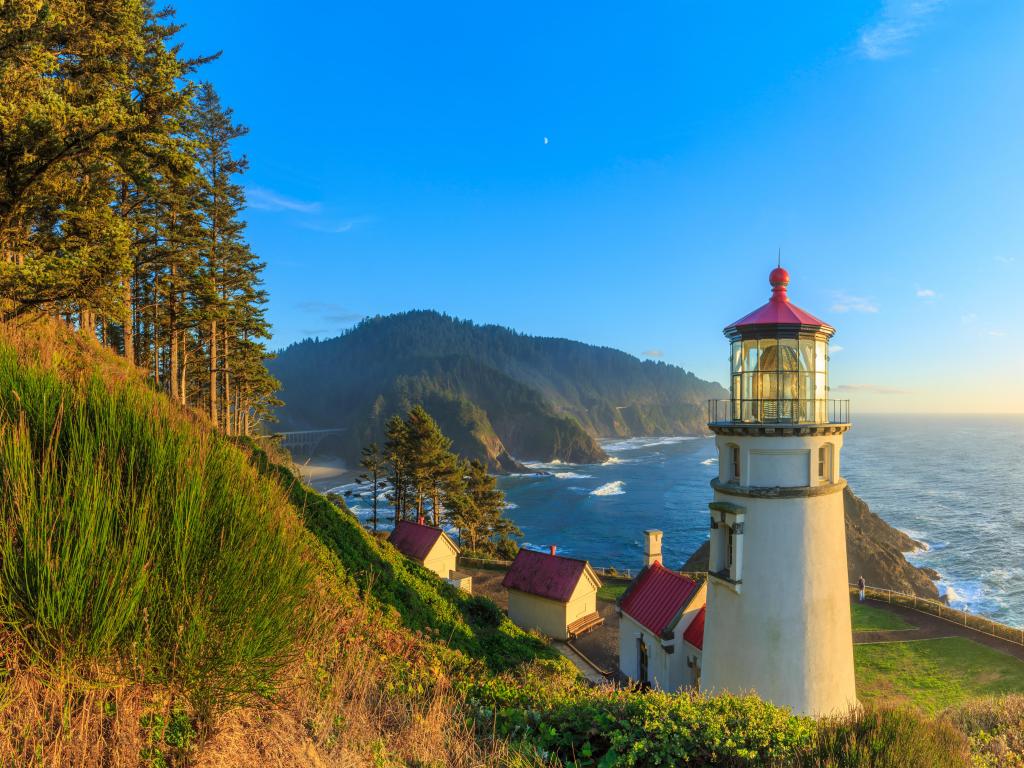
left=467, top=668, right=815, bottom=766
left=0, top=345, right=312, bottom=713
left=806, top=705, right=971, bottom=768
left=943, top=695, right=1024, bottom=767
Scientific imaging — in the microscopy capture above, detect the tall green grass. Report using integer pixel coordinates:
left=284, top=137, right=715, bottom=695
left=0, top=344, right=312, bottom=713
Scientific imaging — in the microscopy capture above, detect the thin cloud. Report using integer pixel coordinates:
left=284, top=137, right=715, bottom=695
left=831, top=292, right=879, bottom=314
left=830, top=345, right=845, bottom=354
left=247, top=186, right=322, bottom=214
left=961, top=313, right=977, bottom=325
left=295, top=301, right=362, bottom=325
left=832, top=383, right=910, bottom=395
left=857, top=0, right=945, bottom=61
left=987, top=330, right=1007, bottom=337
left=995, top=256, right=1017, bottom=264
left=642, top=349, right=664, bottom=358
left=299, top=218, right=367, bottom=234
left=915, top=288, right=937, bottom=298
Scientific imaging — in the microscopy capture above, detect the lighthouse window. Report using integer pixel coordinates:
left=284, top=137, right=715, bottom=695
left=729, top=444, right=741, bottom=482
left=818, top=445, right=833, bottom=481
left=725, top=524, right=735, bottom=570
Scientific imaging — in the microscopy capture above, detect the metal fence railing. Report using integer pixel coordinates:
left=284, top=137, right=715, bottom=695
left=707, top=398, right=850, bottom=426
left=852, top=583, right=1024, bottom=648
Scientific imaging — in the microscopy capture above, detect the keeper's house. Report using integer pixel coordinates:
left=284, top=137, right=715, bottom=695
left=502, top=547, right=603, bottom=641
left=389, top=519, right=460, bottom=580
left=617, top=531, right=706, bottom=691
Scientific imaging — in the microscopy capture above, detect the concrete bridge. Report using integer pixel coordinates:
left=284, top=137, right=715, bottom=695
left=272, top=428, right=346, bottom=456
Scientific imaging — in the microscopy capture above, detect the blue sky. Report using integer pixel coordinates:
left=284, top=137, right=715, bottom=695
left=174, top=0, right=1023, bottom=413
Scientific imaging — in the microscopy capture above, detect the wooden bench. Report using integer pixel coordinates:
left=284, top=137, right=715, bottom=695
left=567, top=612, right=605, bottom=639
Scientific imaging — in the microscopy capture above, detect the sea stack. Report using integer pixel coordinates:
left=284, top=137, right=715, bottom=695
left=700, top=266, right=857, bottom=717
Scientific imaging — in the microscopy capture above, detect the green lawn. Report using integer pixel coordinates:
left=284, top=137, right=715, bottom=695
left=855, top=636, right=1024, bottom=712
left=597, top=582, right=630, bottom=601
left=851, top=601, right=915, bottom=632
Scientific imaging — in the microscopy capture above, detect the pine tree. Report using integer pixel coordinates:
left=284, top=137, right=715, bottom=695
left=385, top=415, right=411, bottom=524
left=358, top=442, right=386, bottom=532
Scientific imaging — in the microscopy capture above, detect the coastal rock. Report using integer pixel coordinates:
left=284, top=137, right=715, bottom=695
left=681, top=486, right=940, bottom=601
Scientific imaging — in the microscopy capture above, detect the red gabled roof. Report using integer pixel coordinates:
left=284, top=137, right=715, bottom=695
left=389, top=520, right=447, bottom=561
left=725, top=267, right=834, bottom=335
left=501, top=548, right=595, bottom=602
left=619, top=561, right=700, bottom=637
left=683, top=605, right=706, bottom=650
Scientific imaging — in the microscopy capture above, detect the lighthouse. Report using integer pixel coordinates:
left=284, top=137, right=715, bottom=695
left=700, top=266, right=857, bottom=717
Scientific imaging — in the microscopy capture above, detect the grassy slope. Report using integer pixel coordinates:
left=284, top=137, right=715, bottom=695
left=852, top=602, right=915, bottom=632
left=856, top=637, right=1024, bottom=713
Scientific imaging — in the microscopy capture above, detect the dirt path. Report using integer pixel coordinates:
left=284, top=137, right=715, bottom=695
left=853, top=597, right=1024, bottom=661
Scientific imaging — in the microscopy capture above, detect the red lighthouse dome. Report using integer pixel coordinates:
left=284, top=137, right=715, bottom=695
left=724, top=267, right=834, bottom=338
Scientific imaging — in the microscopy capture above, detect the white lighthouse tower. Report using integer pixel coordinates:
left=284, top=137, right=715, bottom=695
left=700, top=266, right=857, bottom=717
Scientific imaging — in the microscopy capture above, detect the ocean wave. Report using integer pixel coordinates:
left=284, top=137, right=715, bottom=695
left=523, top=460, right=577, bottom=471
left=591, top=481, right=625, bottom=497
left=602, top=457, right=623, bottom=465
left=554, top=472, right=593, bottom=480
left=503, top=502, right=519, bottom=510
left=602, top=436, right=698, bottom=453
left=700, top=458, right=718, bottom=466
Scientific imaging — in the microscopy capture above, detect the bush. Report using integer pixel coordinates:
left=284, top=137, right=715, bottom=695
left=943, top=695, right=1024, bottom=767
left=467, top=667, right=815, bottom=766
left=0, top=345, right=312, bottom=713
left=805, top=706, right=971, bottom=768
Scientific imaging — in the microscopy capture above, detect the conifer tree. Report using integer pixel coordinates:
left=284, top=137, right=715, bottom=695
left=358, top=442, right=386, bottom=532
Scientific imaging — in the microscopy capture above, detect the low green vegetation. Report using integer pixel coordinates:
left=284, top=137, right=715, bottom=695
left=597, top=581, right=630, bottom=602
left=852, top=601, right=915, bottom=632
left=0, top=343, right=310, bottom=715
left=856, top=637, right=1024, bottom=712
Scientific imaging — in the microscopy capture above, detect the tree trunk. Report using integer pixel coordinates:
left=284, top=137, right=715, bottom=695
left=209, top=320, right=218, bottom=427
left=122, top=277, right=134, bottom=361
left=223, top=332, right=231, bottom=434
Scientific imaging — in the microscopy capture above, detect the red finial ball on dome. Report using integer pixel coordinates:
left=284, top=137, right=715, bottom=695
left=769, top=266, right=790, bottom=302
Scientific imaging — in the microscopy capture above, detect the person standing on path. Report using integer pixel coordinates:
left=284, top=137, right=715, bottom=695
left=858, top=575, right=866, bottom=602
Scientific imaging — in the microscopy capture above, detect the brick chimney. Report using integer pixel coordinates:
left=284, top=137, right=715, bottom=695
left=644, top=530, right=663, bottom=567
left=549, top=544, right=557, bottom=556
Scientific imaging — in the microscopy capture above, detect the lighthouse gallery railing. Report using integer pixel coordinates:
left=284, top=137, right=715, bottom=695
left=707, top=398, right=850, bottom=426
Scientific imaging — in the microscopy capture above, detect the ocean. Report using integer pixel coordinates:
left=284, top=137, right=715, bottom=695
left=498, top=415, right=1024, bottom=628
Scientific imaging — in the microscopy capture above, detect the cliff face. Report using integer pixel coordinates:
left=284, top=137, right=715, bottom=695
left=681, top=486, right=940, bottom=600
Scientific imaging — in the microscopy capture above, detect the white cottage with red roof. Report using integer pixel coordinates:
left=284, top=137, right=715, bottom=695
left=617, top=531, right=706, bottom=691
left=389, top=519, right=460, bottom=580
left=502, top=546, right=603, bottom=641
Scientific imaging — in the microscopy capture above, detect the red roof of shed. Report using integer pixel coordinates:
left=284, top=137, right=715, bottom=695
left=683, top=606, right=706, bottom=650
left=725, top=267, right=833, bottom=335
left=501, top=548, right=597, bottom=602
left=619, top=562, right=701, bottom=637
left=389, top=520, right=448, bottom=561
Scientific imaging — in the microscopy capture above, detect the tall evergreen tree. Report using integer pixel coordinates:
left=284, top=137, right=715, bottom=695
left=358, top=442, right=386, bottom=532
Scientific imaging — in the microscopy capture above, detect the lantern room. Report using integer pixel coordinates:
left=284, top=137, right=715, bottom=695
left=712, top=267, right=846, bottom=425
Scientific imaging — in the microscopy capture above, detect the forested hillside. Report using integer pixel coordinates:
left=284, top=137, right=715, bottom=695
left=270, top=311, right=728, bottom=469
left=1, top=1, right=277, bottom=434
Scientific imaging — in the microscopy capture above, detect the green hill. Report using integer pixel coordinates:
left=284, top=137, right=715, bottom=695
left=267, top=311, right=728, bottom=469
left=2, top=316, right=1018, bottom=768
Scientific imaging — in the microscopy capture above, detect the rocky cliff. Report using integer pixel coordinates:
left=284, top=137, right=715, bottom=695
left=681, top=486, right=940, bottom=600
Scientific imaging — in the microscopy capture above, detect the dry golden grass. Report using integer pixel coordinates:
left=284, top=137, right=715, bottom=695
left=0, top=581, right=525, bottom=767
